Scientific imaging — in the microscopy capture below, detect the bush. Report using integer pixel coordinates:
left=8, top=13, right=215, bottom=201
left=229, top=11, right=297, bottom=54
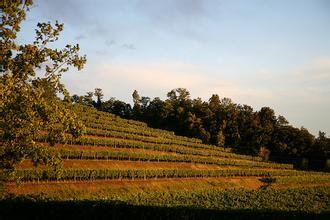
left=259, top=147, right=270, bottom=162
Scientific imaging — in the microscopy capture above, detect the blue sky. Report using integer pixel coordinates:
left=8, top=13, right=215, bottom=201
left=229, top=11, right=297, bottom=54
left=20, top=0, right=330, bottom=135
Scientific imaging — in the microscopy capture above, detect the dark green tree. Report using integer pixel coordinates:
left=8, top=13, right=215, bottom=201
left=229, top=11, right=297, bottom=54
left=83, top=92, right=94, bottom=106
left=132, top=90, right=141, bottom=119
left=94, top=88, right=104, bottom=110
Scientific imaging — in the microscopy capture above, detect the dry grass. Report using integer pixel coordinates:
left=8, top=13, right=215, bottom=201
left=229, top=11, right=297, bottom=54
left=5, top=177, right=266, bottom=198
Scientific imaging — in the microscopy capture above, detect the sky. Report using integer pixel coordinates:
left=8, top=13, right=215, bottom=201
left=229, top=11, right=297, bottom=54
left=19, top=0, right=330, bottom=136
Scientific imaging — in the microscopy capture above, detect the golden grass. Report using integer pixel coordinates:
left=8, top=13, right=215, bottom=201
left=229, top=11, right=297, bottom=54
left=5, top=177, right=266, bottom=198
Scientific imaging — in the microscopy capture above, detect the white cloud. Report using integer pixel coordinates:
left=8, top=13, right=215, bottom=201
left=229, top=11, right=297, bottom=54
left=293, top=57, right=330, bottom=81
left=61, top=58, right=330, bottom=136
left=77, top=60, right=276, bottom=104
left=62, top=59, right=277, bottom=111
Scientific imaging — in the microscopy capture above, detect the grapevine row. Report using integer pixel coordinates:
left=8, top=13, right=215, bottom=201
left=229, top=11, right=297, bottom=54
left=74, top=104, right=147, bottom=127
left=74, top=104, right=203, bottom=144
left=37, top=134, right=261, bottom=161
left=83, top=119, right=204, bottom=146
left=15, top=168, right=322, bottom=182
left=59, top=148, right=293, bottom=169
left=84, top=128, right=230, bottom=152
left=274, top=175, right=330, bottom=185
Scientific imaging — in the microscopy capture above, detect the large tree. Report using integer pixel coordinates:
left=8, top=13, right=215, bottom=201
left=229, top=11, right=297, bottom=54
left=132, top=90, right=141, bottom=119
left=94, top=88, right=104, bottom=110
left=0, top=0, right=86, bottom=179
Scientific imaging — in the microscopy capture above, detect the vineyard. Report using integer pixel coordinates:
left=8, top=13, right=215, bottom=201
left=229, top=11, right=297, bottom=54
left=1, top=105, right=330, bottom=219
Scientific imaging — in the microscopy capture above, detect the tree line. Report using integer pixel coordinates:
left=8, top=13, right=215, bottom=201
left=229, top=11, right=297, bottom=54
left=72, top=88, right=329, bottom=168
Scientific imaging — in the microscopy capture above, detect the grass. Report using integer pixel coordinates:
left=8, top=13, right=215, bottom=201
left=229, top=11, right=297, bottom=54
left=5, top=177, right=268, bottom=199
left=1, top=186, right=329, bottom=220
left=7, top=174, right=329, bottom=199
left=2, top=105, right=330, bottom=219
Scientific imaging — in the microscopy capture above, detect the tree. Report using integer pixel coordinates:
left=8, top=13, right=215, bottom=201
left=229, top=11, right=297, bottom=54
left=144, top=97, right=165, bottom=127
left=94, top=88, right=104, bottom=110
left=83, top=92, right=94, bottom=106
left=215, top=130, right=225, bottom=147
left=0, top=0, right=86, bottom=179
left=258, top=147, right=270, bottom=162
left=220, top=98, right=240, bottom=147
left=310, top=131, right=329, bottom=159
left=277, top=115, right=289, bottom=126
left=111, top=100, right=132, bottom=118
left=71, top=94, right=81, bottom=103
left=102, top=97, right=116, bottom=113
left=208, top=94, right=221, bottom=111
left=132, top=90, right=141, bottom=119
left=140, top=96, right=150, bottom=110
left=258, top=107, right=276, bottom=147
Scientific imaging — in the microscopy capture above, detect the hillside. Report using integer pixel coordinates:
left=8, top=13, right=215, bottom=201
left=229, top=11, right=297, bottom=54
left=71, top=87, right=329, bottom=171
left=1, top=104, right=329, bottom=219
left=1, top=1, right=329, bottom=219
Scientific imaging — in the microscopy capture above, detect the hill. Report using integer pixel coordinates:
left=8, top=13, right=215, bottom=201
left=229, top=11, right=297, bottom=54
left=73, top=88, right=329, bottom=170
left=1, top=105, right=330, bottom=219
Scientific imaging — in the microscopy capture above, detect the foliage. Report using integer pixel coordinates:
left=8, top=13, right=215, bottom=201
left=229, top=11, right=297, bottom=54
left=258, top=147, right=270, bottom=162
left=121, top=187, right=330, bottom=214
left=0, top=0, right=86, bottom=178
left=1, top=188, right=329, bottom=219
left=274, top=175, right=330, bottom=185
left=37, top=133, right=263, bottom=162
left=72, top=88, right=329, bottom=166
left=15, top=167, right=323, bottom=182
left=57, top=148, right=293, bottom=169
left=308, top=131, right=330, bottom=159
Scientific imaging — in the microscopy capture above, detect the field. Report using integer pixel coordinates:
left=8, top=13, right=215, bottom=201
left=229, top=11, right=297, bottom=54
left=1, top=105, right=329, bottom=219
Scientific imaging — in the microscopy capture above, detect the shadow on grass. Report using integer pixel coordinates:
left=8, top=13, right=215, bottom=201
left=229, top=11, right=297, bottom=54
left=0, top=197, right=329, bottom=220
left=258, top=177, right=277, bottom=190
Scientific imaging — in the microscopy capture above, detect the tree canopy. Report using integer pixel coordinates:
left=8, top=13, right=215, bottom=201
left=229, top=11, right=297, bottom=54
left=0, top=0, right=86, bottom=179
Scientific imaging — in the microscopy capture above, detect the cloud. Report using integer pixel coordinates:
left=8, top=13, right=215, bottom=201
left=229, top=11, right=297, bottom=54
left=34, top=0, right=219, bottom=43
left=121, top=43, right=135, bottom=50
left=135, top=0, right=220, bottom=41
left=88, top=60, right=207, bottom=94
left=61, top=58, right=330, bottom=135
left=75, top=34, right=86, bottom=41
left=136, top=0, right=208, bottom=22
left=292, top=57, right=330, bottom=81
left=105, top=40, right=116, bottom=46
left=34, top=0, right=87, bottom=25
left=63, top=60, right=275, bottom=106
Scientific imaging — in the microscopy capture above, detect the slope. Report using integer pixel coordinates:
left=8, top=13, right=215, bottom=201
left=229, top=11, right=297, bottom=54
left=2, top=104, right=330, bottom=218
